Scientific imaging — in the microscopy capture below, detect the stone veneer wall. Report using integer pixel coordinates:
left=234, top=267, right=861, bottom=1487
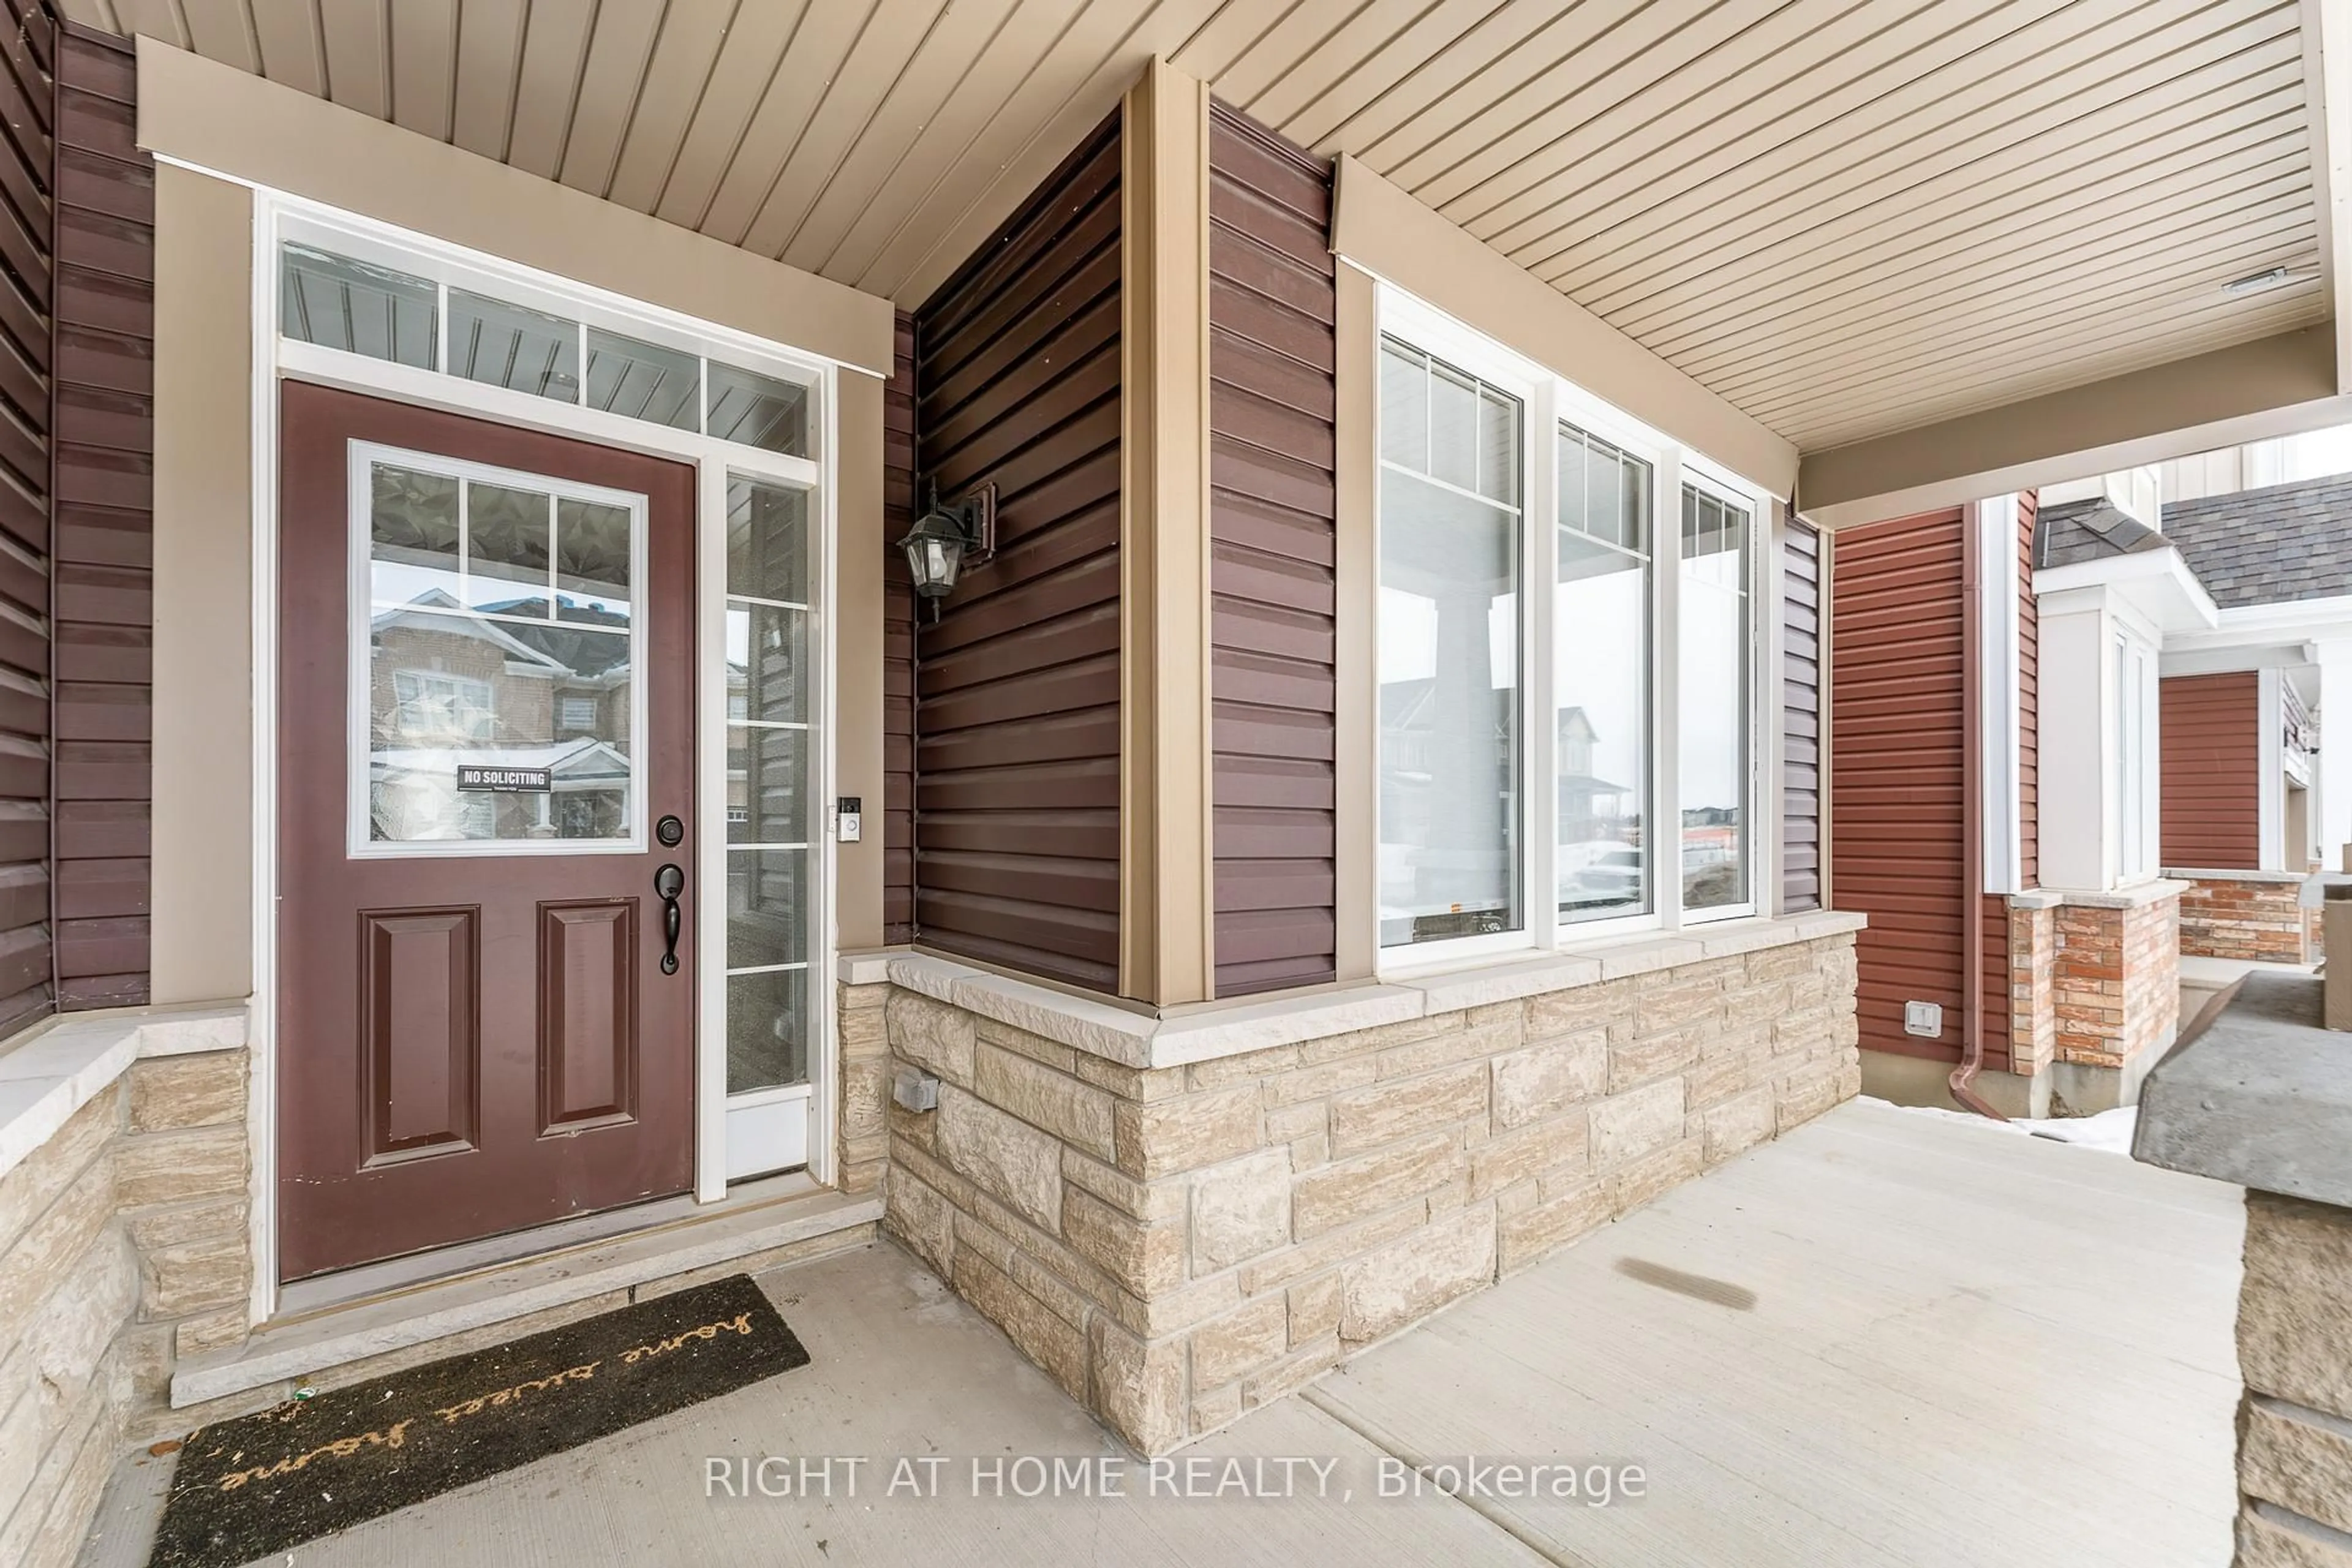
left=2005, top=902, right=2058, bottom=1078
left=1, top=1044, right=251, bottom=1568
left=877, top=934, right=1860, bottom=1453
left=2175, top=873, right=2313, bottom=966
left=2052, top=894, right=2182, bottom=1071
left=2233, top=1190, right=2352, bottom=1566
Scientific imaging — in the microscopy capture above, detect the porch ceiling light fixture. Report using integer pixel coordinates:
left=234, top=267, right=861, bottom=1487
left=2221, top=266, right=2298, bottom=298
left=899, top=480, right=996, bottom=620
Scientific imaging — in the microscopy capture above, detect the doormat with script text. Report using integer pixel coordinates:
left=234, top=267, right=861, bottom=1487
left=147, top=1273, right=809, bottom=1568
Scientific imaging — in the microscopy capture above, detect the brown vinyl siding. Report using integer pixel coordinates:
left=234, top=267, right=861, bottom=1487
left=2016, top=489, right=2039, bottom=888
left=0, top=1, right=53, bottom=1035
left=1780, top=514, right=1823, bottom=914
left=51, top=23, right=149, bottom=1009
left=883, top=309, right=916, bottom=945
left=1831, top=508, right=1972, bottom=1068
left=910, top=111, right=1121, bottom=993
left=2161, top=671, right=2261, bottom=870
left=1207, top=100, right=1337, bottom=997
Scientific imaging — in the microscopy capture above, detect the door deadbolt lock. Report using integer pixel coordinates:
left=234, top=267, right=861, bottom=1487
left=656, top=814, right=685, bottom=847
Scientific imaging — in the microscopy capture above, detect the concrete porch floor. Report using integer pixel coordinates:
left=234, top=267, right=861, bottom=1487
left=76, top=1101, right=2244, bottom=1568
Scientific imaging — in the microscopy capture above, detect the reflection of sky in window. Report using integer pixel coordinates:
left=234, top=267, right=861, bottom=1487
left=1556, top=573, right=1642, bottom=798
left=370, top=560, right=629, bottom=624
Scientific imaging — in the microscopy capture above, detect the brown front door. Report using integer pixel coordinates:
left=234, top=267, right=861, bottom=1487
left=277, top=383, right=696, bottom=1281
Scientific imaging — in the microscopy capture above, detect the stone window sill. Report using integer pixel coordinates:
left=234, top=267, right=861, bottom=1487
left=842, top=910, right=1866, bottom=1071
left=0, top=1003, right=250, bottom=1181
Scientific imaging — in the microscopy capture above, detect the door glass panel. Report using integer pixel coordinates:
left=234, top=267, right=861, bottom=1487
left=725, top=471, right=815, bottom=1093
left=464, top=483, right=552, bottom=614
left=557, top=499, right=633, bottom=627
left=360, top=450, right=643, bottom=851
left=725, top=850, right=808, bottom=969
left=585, top=328, right=699, bottom=432
left=726, top=475, right=810, bottom=603
left=728, top=727, right=807, bottom=844
left=726, top=603, right=809, bottom=724
left=449, top=288, right=581, bottom=404
left=726, top=970, right=808, bottom=1100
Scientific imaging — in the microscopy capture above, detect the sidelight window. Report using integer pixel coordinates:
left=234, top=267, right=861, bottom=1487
left=1376, top=297, right=1769, bottom=965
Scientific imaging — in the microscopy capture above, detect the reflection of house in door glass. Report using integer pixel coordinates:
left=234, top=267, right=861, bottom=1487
left=363, top=459, right=639, bottom=845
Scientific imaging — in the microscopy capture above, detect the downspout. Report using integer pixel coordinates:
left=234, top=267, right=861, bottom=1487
left=1951, top=500, right=2007, bottom=1120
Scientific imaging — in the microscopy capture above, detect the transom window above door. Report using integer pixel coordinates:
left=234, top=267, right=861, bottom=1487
left=1376, top=290, right=1771, bottom=968
left=281, top=239, right=816, bottom=459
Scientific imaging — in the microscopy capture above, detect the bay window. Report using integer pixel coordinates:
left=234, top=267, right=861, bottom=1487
left=1377, top=300, right=1768, bottom=963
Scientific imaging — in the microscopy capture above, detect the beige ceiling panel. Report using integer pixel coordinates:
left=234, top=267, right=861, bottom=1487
left=1308, top=0, right=1598, bottom=158
left=388, top=0, right=456, bottom=143
left=1582, top=49, right=2307, bottom=344
left=696, top=0, right=877, bottom=249
left=1166, top=0, right=1294, bottom=87
left=316, top=0, right=387, bottom=121
left=77, top=0, right=2330, bottom=453
left=1203, top=0, right=1375, bottom=113
left=1387, top=0, right=1787, bottom=208
left=1457, top=0, right=2044, bottom=247
left=1695, top=175, right=2315, bottom=407
left=179, top=0, right=257, bottom=73
left=816, top=0, right=1097, bottom=286
left=649, top=1, right=804, bottom=232
left=503, top=0, right=595, bottom=181
left=109, top=0, right=183, bottom=48
left=862, top=0, right=1214, bottom=304
left=1749, top=236, right=2322, bottom=436
left=601, top=0, right=738, bottom=216
left=778, top=0, right=1029, bottom=275
left=1483, top=0, right=2120, bottom=270
left=449, top=0, right=527, bottom=160
left=243, top=0, right=323, bottom=97
left=1776, top=288, right=2327, bottom=450
left=1653, top=111, right=2312, bottom=364
left=1562, top=15, right=2304, bottom=320
left=556, top=1, right=665, bottom=197
left=741, top=0, right=957, bottom=261
left=1540, top=6, right=2300, bottom=304
left=1692, top=160, right=2316, bottom=391
left=1806, top=301, right=2331, bottom=456
left=1251, top=0, right=1506, bottom=144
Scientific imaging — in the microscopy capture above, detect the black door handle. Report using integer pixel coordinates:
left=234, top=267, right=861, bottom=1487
left=654, top=862, right=685, bottom=974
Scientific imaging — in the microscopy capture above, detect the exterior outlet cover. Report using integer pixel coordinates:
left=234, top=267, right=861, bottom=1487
left=892, top=1067, right=939, bottom=1114
left=1904, top=1000, right=1943, bottom=1038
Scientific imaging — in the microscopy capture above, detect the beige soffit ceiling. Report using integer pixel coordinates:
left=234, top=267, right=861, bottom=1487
left=69, top=0, right=2326, bottom=456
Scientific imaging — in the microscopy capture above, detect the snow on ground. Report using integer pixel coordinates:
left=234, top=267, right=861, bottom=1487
left=1858, top=1095, right=2139, bottom=1155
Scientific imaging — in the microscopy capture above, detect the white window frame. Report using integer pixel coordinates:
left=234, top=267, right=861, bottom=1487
left=1374, top=288, right=1773, bottom=977
left=239, top=183, right=851, bottom=1319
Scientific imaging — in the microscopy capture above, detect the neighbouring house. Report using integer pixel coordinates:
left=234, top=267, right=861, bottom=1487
left=2040, top=467, right=2352, bottom=971
left=0, top=7, right=2343, bottom=1566
left=1827, top=492, right=2174, bottom=1120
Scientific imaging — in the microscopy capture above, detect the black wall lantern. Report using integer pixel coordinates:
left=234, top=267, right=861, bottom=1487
left=897, top=480, right=996, bottom=620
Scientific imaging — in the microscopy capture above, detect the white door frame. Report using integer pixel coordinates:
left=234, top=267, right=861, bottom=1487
left=239, top=184, right=851, bottom=1321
